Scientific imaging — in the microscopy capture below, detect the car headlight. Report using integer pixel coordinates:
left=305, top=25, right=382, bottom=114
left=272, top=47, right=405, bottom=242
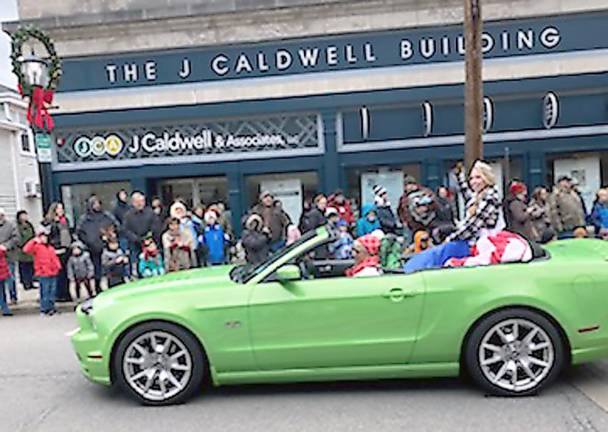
left=80, top=298, right=94, bottom=315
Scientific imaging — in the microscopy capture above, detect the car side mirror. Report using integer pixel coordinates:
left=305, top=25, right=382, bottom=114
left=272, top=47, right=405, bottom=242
left=276, top=264, right=301, bottom=282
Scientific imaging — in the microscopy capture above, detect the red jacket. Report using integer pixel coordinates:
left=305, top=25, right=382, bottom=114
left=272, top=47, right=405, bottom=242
left=327, top=196, right=355, bottom=225
left=23, top=239, right=62, bottom=277
left=0, top=249, right=10, bottom=280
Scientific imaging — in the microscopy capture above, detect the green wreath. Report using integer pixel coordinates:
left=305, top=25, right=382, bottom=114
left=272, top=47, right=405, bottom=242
left=10, top=26, right=62, bottom=96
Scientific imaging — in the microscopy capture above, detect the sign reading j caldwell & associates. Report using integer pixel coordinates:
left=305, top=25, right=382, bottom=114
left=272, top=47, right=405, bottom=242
left=58, top=12, right=608, bottom=92
left=55, top=113, right=322, bottom=167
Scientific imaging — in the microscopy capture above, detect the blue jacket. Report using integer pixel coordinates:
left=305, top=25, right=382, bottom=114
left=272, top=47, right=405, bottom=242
left=204, top=224, right=226, bottom=264
left=330, top=232, right=354, bottom=259
left=138, top=253, right=165, bottom=278
left=356, top=204, right=380, bottom=237
left=591, top=202, right=608, bottom=230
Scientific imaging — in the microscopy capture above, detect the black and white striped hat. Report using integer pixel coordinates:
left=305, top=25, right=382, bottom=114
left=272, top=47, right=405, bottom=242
left=373, top=185, right=387, bottom=197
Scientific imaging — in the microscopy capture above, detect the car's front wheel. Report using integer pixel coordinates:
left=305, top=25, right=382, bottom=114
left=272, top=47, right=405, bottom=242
left=114, top=322, right=205, bottom=405
left=465, top=308, right=566, bottom=396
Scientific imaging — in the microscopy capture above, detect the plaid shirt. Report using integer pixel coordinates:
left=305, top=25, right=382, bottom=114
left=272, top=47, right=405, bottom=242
left=446, top=171, right=501, bottom=243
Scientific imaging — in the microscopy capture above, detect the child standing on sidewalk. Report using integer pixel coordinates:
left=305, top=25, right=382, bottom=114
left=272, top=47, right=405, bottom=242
left=0, top=247, right=13, bottom=316
left=23, top=226, right=62, bottom=316
left=67, top=241, right=96, bottom=299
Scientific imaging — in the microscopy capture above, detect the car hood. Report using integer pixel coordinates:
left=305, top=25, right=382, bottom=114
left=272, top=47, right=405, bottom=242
left=93, top=265, right=237, bottom=304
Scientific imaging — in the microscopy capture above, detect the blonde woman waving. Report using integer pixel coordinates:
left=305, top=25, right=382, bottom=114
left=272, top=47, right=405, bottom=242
left=445, top=160, right=503, bottom=244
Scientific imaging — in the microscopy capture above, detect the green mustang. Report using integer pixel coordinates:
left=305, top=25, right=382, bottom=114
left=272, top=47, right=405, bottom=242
left=71, top=226, right=608, bottom=405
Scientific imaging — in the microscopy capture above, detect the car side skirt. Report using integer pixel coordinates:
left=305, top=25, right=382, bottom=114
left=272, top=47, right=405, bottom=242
left=212, top=363, right=460, bottom=386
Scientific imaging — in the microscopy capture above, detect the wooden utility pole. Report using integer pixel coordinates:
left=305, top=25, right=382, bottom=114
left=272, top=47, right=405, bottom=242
left=464, top=0, right=484, bottom=171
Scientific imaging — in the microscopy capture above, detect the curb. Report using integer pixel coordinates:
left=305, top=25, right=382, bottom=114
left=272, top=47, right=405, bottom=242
left=9, top=301, right=78, bottom=316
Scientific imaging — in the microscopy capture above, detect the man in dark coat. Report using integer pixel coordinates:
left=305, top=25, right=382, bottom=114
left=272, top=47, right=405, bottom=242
left=112, top=189, right=130, bottom=225
left=76, top=195, right=118, bottom=286
left=300, top=194, right=327, bottom=233
left=123, top=192, right=160, bottom=276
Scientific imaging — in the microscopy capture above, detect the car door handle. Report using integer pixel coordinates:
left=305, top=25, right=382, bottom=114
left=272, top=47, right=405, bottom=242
left=382, top=288, right=416, bottom=302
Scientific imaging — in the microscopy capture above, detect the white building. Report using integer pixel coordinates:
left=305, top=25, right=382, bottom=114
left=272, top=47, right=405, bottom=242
left=0, top=84, right=43, bottom=224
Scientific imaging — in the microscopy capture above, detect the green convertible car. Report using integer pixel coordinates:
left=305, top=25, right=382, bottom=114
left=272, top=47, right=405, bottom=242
left=71, top=226, right=608, bottom=405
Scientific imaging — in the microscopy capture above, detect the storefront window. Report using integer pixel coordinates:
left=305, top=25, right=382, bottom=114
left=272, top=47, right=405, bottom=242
left=156, top=176, right=229, bottom=209
left=345, top=164, right=421, bottom=215
left=61, top=181, right=130, bottom=226
left=246, top=171, right=319, bottom=224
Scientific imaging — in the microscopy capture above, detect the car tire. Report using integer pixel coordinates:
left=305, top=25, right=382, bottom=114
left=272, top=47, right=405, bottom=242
left=465, top=308, right=566, bottom=396
left=113, top=321, right=205, bottom=406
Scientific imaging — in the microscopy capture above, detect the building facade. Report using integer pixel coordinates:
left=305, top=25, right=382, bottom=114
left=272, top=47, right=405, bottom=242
left=0, top=85, right=43, bottom=223
left=4, top=0, right=608, bottom=230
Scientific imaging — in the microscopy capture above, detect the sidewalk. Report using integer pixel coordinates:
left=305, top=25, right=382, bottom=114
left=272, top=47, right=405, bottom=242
left=8, top=284, right=78, bottom=315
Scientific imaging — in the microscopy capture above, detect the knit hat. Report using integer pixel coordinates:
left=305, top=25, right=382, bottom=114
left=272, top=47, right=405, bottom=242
left=336, top=219, right=348, bottom=228
left=509, top=181, right=527, bottom=197
left=246, top=214, right=264, bottom=231
left=373, top=185, right=387, bottom=197
left=259, top=190, right=272, bottom=200
left=325, top=207, right=339, bottom=218
left=355, top=234, right=381, bottom=256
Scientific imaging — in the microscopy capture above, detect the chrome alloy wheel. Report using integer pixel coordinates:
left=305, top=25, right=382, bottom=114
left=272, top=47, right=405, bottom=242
left=478, top=318, right=555, bottom=393
left=122, top=331, right=193, bottom=402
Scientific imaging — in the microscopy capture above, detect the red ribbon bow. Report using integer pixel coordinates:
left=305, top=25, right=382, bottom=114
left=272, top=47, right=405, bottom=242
left=18, top=85, right=55, bottom=132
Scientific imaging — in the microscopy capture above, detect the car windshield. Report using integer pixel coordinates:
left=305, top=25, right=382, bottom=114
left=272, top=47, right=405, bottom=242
left=230, top=230, right=319, bottom=283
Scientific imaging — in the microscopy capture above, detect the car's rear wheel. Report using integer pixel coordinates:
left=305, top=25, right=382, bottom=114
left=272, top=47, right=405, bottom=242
left=114, top=322, right=205, bottom=405
left=465, top=308, right=566, bottom=396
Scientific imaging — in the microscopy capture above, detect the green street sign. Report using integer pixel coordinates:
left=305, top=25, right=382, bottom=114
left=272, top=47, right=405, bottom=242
left=35, top=133, right=52, bottom=163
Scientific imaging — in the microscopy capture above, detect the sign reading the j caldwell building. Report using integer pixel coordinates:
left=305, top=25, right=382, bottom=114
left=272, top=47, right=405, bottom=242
left=55, top=113, right=322, bottom=168
left=59, top=12, right=608, bottom=92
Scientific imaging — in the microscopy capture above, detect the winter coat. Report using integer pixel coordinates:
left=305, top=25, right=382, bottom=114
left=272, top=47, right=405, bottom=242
left=251, top=204, right=289, bottom=242
left=203, top=224, right=227, bottom=265
left=436, top=196, right=455, bottom=225
left=101, top=247, right=128, bottom=279
left=112, top=200, right=130, bottom=226
left=376, top=205, right=398, bottom=234
left=16, top=221, right=35, bottom=262
left=162, top=230, right=193, bottom=272
left=330, top=232, right=354, bottom=260
left=445, top=171, right=501, bottom=244
left=0, top=249, right=10, bottom=280
left=327, top=196, right=355, bottom=225
left=138, top=253, right=165, bottom=278
left=299, top=206, right=326, bottom=233
left=505, top=198, right=536, bottom=240
left=356, top=205, right=381, bottom=237
left=45, top=217, right=72, bottom=252
left=0, top=219, right=18, bottom=262
left=242, top=229, right=270, bottom=265
left=590, top=202, right=608, bottom=232
left=549, top=188, right=586, bottom=233
left=76, top=199, right=118, bottom=256
left=123, top=207, right=159, bottom=247
left=528, top=198, right=552, bottom=242
left=67, top=252, right=94, bottom=281
left=23, top=239, right=62, bottom=277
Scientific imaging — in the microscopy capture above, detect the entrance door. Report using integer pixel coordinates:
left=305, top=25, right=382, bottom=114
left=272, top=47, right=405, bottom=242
left=249, top=273, right=425, bottom=370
